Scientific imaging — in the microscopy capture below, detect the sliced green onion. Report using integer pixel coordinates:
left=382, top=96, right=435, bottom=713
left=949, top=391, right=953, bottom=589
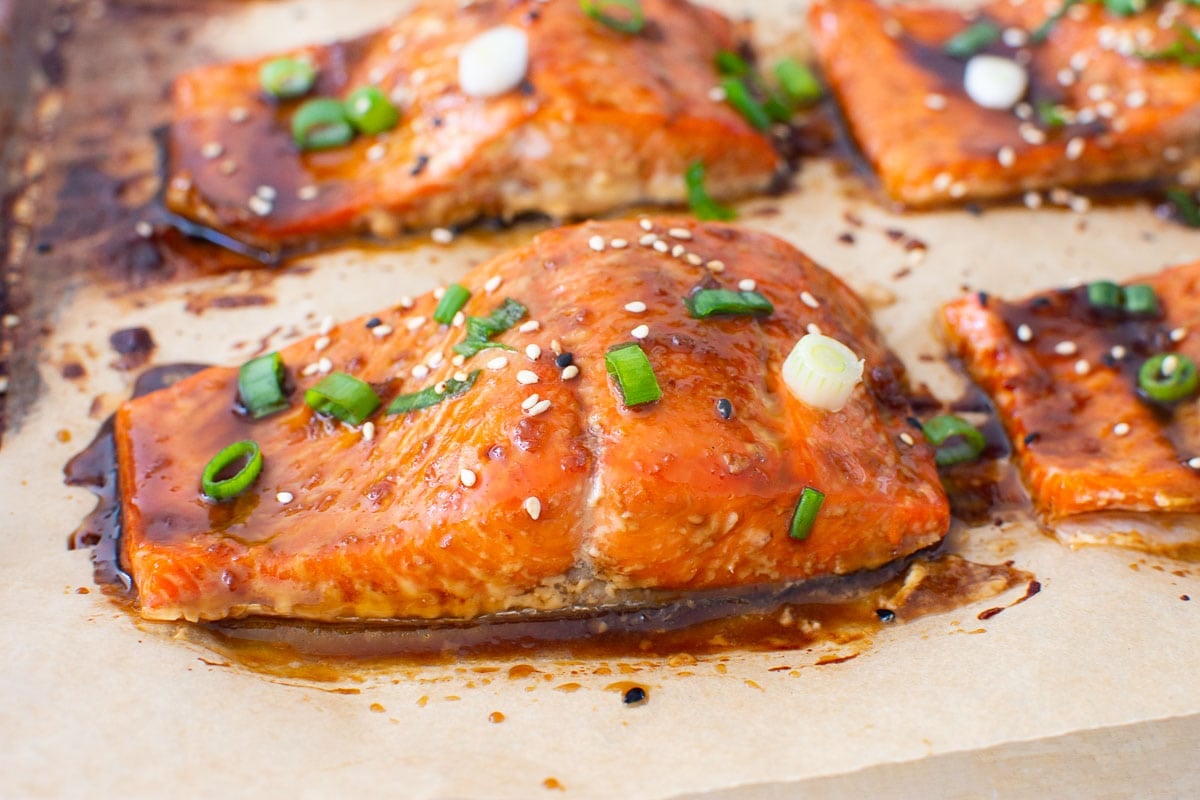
left=201, top=440, right=263, bottom=501
left=1104, top=0, right=1147, bottom=16
left=433, top=283, right=471, bottom=325
left=788, top=486, right=825, bottom=541
left=1123, top=284, right=1160, bottom=316
left=1138, top=353, right=1199, bottom=403
left=292, top=98, right=354, bottom=151
left=685, top=161, right=736, bottom=222
left=715, top=49, right=751, bottom=77
left=606, top=342, right=661, bottom=406
left=1030, top=0, right=1081, bottom=44
left=259, top=57, right=317, bottom=100
left=774, top=59, right=822, bottom=107
left=453, top=298, right=528, bottom=358
left=1138, top=25, right=1200, bottom=66
left=1086, top=280, right=1123, bottom=311
left=238, top=352, right=289, bottom=419
left=922, top=415, right=986, bottom=467
left=721, top=76, right=772, bottom=131
left=781, top=333, right=864, bottom=412
left=304, top=372, right=380, bottom=425
left=944, top=22, right=1000, bottom=58
left=1165, top=188, right=1200, bottom=228
left=387, top=370, right=480, bottom=415
left=344, top=86, right=400, bottom=135
left=1036, top=100, right=1069, bottom=128
left=684, top=288, right=774, bottom=318
left=579, top=0, right=644, bottom=34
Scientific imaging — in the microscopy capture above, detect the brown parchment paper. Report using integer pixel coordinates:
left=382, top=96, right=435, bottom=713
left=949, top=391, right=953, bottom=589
left=1, top=1, right=1198, bottom=798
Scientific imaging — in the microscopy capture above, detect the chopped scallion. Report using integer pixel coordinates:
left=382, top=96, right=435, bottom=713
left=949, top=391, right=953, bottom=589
left=238, top=352, right=289, bottom=418
left=1030, top=0, right=1081, bottom=44
left=685, top=162, right=736, bottom=222
left=685, top=288, right=774, bottom=318
left=789, top=487, right=825, bottom=540
left=922, top=415, right=986, bottom=466
left=721, top=76, right=772, bottom=131
left=944, top=21, right=1000, bottom=59
left=1122, top=284, right=1160, bottom=316
left=453, top=298, right=528, bottom=358
left=781, top=333, right=864, bottom=412
left=1138, top=25, right=1200, bottom=66
left=291, top=98, right=354, bottom=151
left=715, top=49, right=751, bottom=77
left=201, top=440, right=263, bottom=501
left=304, top=372, right=380, bottom=425
left=387, top=370, right=480, bottom=414
left=1138, top=353, right=1198, bottom=403
left=1036, top=100, right=1069, bottom=128
left=344, top=86, right=400, bottom=135
left=579, top=0, right=644, bottom=34
left=605, top=342, right=661, bottom=406
left=774, top=59, right=822, bottom=107
left=259, top=57, right=317, bottom=100
left=433, top=283, right=472, bottom=325
left=1085, top=280, right=1123, bottom=311
left=1165, top=188, right=1200, bottom=228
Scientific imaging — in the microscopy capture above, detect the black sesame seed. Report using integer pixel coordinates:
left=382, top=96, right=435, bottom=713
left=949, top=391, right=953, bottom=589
left=365, top=317, right=382, bottom=329
left=977, top=291, right=989, bottom=308
left=554, top=352, right=574, bottom=368
left=906, top=416, right=924, bottom=431
left=1023, top=431, right=1041, bottom=446
left=1031, top=297, right=1052, bottom=309
left=518, top=78, right=535, bottom=96
left=716, top=398, right=733, bottom=420
left=410, top=154, right=430, bottom=177
left=35, top=240, right=53, bottom=253
left=623, top=687, right=647, bottom=705
left=875, top=608, right=896, bottom=623
left=1182, top=595, right=1191, bottom=602
left=431, top=116, right=444, bottom=128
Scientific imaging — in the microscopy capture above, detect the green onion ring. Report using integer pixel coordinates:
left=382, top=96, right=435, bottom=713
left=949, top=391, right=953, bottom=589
left=579, top=0, right=644, bottom=34
left=238, top=352, right=289, bottom=419
left=291, top=98, right=354, bottom=151
left=923, top=414, right=987, bottom=466
left=201, top=440, right=264, bottom=501
left=304, top=372, right=381, bottom=425
left=685, top=161, right=736, bottom=222
left=1138, top=353, right=1199, bottom=404
left=789, top=486, right=825, bottom=541
left=259, top=57, right=317, bottom=100
left=344, top=86, right=400, bottom=135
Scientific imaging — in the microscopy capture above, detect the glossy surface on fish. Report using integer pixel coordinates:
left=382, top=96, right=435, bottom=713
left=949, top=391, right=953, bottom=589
left=166, top=0, right=782, bottom=251
left=115, top=220, right=949, bottom=622
left=809, top=0, right=1200, bottom=207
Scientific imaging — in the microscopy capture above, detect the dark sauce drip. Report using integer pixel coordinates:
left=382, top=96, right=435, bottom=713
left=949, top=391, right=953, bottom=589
left=977, top=578, right=1041, bottom=621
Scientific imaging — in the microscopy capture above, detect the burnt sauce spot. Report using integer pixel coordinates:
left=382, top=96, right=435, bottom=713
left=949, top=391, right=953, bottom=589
left=109, top=326, right=156, bottom=371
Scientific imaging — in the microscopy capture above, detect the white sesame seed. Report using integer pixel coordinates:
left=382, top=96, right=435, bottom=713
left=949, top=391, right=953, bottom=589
left=1069, top=195, right=1091, bottom=214
left=624, top=301, right=647, bottom=313
left=653, top=240, right=670, bottom=254
left=550, top=339, right=563, bottom=354
left=1126, top=89, right=1147, bottom=109
left=639, top=233, right=658, bottom=247
left=639, top=218, right=653, bottom=231
left=298, top=185, right=319, bottom=201
left=1188, top=457, right=1200, bottom=470
left=1111, top=345, right=1127, bottom=360
left=452, top=354, right=466, bottom=367
left=1014, top=324, right=1033, bottom=342
left=450, top=371, right=467, bottom=383
left=524, top=496, right=542, bottom=520
left=1070, top=52, right=1090, bottom=71
left=411, top=364, right=430, bottom=379
left=516, top=370, right=539, bottom=385
left=528, top=399, right=552, bottom=416
left=314, top=336, right=330, bottom=352
left=1056, top=68, right=1076, bottom=87
left=426, top=351, right=444, bottom=368
left=1054, top=341, right=1078, bottom=356
left=610, top=238, right=628, bottom=249
left=460, top=468, right=477, bottom=488
left=1019, top=123, right=1046, bottom=145
left=525, top=344, right=542, bottom=361
left=201, top=142, right=224, bottom=160
left=399, top=296, right=415, bottom=309
left=932, top=172, right=953, bottom=192
left=1170, top=327, right=1188, bottom=343
left=561, top=364, right=580, bottom=381
left=405, top=316, right=426, bottom=331
left=276, top=491, right=294, bottom=504
left=301, top=363, right=319, bottom=377
left=738, top=279, right=757, bottom=292
left=668, top=227, right=693, bottom=240
left=1065, top=137, right=1085, bottom=161
left=706, top=260, right=726, bottom=273
left=1113, top=422, right=1130, bottom=437
left=255, top=185, right=277, bottom=200
left=318, top=315, right=335, bottom=335
left=949, top=181, right=967, bottom=199
left=317, top=357, right=332, bottom=374
left=1050, top=188, right=1072, bottom=206
left=452, top=311, right=465, bottom=327
left=134, top=221, right=154, bottom=238
left=522, top=393, right=540, bottom=410
left=484, top=275, right=503, bottom=293
left=924, top=93, right=947, bottom=111
left=899, top=432, right=915, bottom=446
left=806, top=322, right=822, bottom=335
left=1165, top=146, right=1183, bottom=163
left=671, top=244, right=686, bottom=258
left=685, top=253, right=703, bottom=266
left=800, top=291, right=820, bottom=309
left=434, top=381, right=447, bottom=396
left=997, top=146, right=1016, bottom=168
left=708, top=85, right=727, bottom=102
left=631, top=324, right=650, bottom=340
left=433, top=287, right=446, bottom=300
left=248, top=195, right=273, bottom=216
left=366, top=143, right=386, bottom=162
left=1024, top=191, right=1043, bottom=209
left=518, top=320, right=540, bottom=333
left=372, top=324, right=393, bottom=338
left=1162, top=354, right=1179, bottom=377
left=487, top=356, right=509, bottom=370
left=1076, top=107, right=1097, bottom=124
left=362, top=422, right=376, bottom=441
left=431, top=227, right=454, bottom=244
left=1002, top=27, right=1027, bottom=47
left=1074, top=359, right=1090, bottom=376
left=588, top=235, right=606, bottom=252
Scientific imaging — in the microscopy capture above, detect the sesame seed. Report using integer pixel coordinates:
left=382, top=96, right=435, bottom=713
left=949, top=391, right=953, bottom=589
left=487, top=356, right=509, bottom=370
left=708, top=85, right=727, bottom=102
left=1111, top=345, right=1127, bottom=360
left=434, top=381, right=447, bottom=395
left=301, top=363, right=319, bottom=377
left=372, top=324, right=393, bottom=338
left=561, top=364, right=580, bottom=381
left=668, top=227, right=693, bottom=240
left=924, top=93, right=947, bottom=111
left=639, top=218, right=653, bottom=231
left=228, top=106, right=249, bottom=123
left=706, top=260, right=726, bottom=273
left=452, top=311, right=465, bottom=327
left=1054, top=341, right=1078, bottom=356
left=528, top=399, right=551, bottom=416
left=1065, top=137, right=1085, bottom=161
left=1018, top=124, right=1046, bottom=146
left=411, top=364, right=430, bottom=379
left=685, top=253, right=703, bottom=266
left=317, top=357, right=332, bottom=374
left=631, top=324, right=649, bottom=339
left=1188, top=457, right=1200, bottom=470
left=1017, top=324, right=1033, bottom=342
left=399, top=296, right=415, bottom=309
left=932, top=172, right=953, bottom=192
left=433, top=287, right=446, bottom=300
left=452, top=354, right=466, bottom=367
left=738, top=279, right=757, bottom=292
left=806, top=323, right=823, bottom=336
left=219, top=160, right=238, bottom=177
left=276, top=491, right=294, bottom=504
left=525, top=344, right=542, bottom=361
left=426, top=351, right=444, bottom=368
left=1002, top=27, right=1027, bottom=46
left=319, top=316, right=335, bottom=335
left=550, top=339, right=563, bottom=355
left=362, top=422, right=376, bottom=441
left=314, top=336, right=330, bottom=352
left=134, top=221, right=154, bottom=238
left=484, top=275, right=503, bottom=293
left=524, top=496, right=542, bottom=520
left=248, top=195, right=273, bottom=216
left=1023, top=191, right=1042, bottom=209
left=1069, top=195, right=1091, bottom=214
left=201, top=142, right=224, bottom=159
left=517, top=370, right=539, bottom=385
left=522, top=393, right=540, bottom=410
left=611, top=238, right=629, bottom=249
left=1112, top=422, right=1130, bottom=437
left=639, top=233, right=658, bottom=247
left=366, top=143, right=386, bottom=161
left=1162, top=354, right=1179, bottom=377
left=460, top=468, right=477, bottom=488
left=624, top=301, right=647, bottom=313
left=671, top=244, right=686, bottom=258
left=1170, top=327, right=1188, bottom=343
left=800, top=291, right=820, bottom=309
left=899, top=432, right=915, bottom=446
left=588, top=235, right=606, bottom=252
left=998, top=146, right=1015, bottom=168
left=298, top=185, right=319, bottom=201
left=653, top=240, right=669, bottom=254
left=451, top=371, right=467, bottom=383
left=1126, top=89, right=1147, bottom=108
left=1074, top=359, right=1090, bottom=376
left=431, top=227, right=454, bottom=244
left=405, top=316, right=426, bottom=331
left=1087, top=84, right=1109, bottom=102
left=518, top=320, right=540, bottom=333
left=1056, top=68, right=1075, bottom=87
left=255, top=185, right=277, bottom=200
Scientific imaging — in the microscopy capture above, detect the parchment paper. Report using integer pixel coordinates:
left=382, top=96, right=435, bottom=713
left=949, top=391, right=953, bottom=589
left=1, top=2, right=1197, bottom=798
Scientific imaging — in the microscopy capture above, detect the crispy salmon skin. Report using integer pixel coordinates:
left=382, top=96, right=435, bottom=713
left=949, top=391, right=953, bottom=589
left=943, top=262, right=1200, bottom=556
left=809, top=0, right=1200, bottom=208
left=165, top=0, right=782, bottom=252
left=115, top=220, right=949, bottom=623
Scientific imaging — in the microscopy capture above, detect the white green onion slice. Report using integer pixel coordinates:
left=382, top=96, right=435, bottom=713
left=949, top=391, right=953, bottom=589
left=238, top=352, right=289, bottom=419
left=388, top=370, right=480, bottom=415
left=291, top=98, right=354, bottom=151
left=344, top=86, right=400, bottom=135
left=304, top=372, right=380, bottom=425
left=579, top=0, right=644, bottom=34
left=685, top=162, right=736, bottom=222
left=789, top=486, right=825, bottom=541
left=454, top=298, right=527, bottom=358
left=259, top=57, right=317, bottom=100
left=606, top=342, right=661, bottom=406
left=922, top=415, right=986, bottom=466
left=201, top=440, right=263, bottom=501
left=685, top=288, right=773, bottom=318
left=781, top=333, right=864, bottom=412
left=433, top=283, right=472, bottom=325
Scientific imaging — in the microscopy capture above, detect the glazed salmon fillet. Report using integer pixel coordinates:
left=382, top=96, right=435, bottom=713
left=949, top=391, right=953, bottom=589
left=809, top=0, right=1200, bottom=208
left=944, top=262, right=1200, bottom=556
left=165, top=0, right=782, bottom=252
left=115, top=220, right=949, bottom=623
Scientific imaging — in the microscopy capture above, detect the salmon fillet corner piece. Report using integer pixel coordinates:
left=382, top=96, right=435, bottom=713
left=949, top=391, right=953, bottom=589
left=116, top=219, right=949, bottom=624
left=165, top=0, right=783, bottom=252
left=809, top=0, right=1200, bottom=208
left=943, top=261, right=1200, bottom=556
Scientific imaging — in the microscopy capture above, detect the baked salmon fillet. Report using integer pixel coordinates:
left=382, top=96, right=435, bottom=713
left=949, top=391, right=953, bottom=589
left=165, top=0, right=782, bottom=252
left=809, top=0, right=1200, bottom=208
left=114, top=219, right=949, bottom=623
left=943, top=262, right=1200, bottom=556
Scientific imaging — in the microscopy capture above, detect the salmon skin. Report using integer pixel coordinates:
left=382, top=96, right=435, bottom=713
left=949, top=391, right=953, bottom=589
left=809, top=0, right=1200, bottom=208
left=165, top=0, right=783, bottom=253
left=115, top=219, right=949, bottom=623
left=943, top=262, right=1200, bottom=555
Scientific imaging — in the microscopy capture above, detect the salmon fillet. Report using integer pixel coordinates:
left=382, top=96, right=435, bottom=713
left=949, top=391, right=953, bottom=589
left=943, top=262, right=1200, bottom=555
left=809, top=0, right=1200, bottom=207
left=115, top=220, right=949, bottom=623
left=165, top=0, right=782, bottom=252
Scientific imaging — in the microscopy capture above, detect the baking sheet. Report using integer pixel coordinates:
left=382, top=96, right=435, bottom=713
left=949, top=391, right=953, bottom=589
left=1, top=1, right=1199, bottom=797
